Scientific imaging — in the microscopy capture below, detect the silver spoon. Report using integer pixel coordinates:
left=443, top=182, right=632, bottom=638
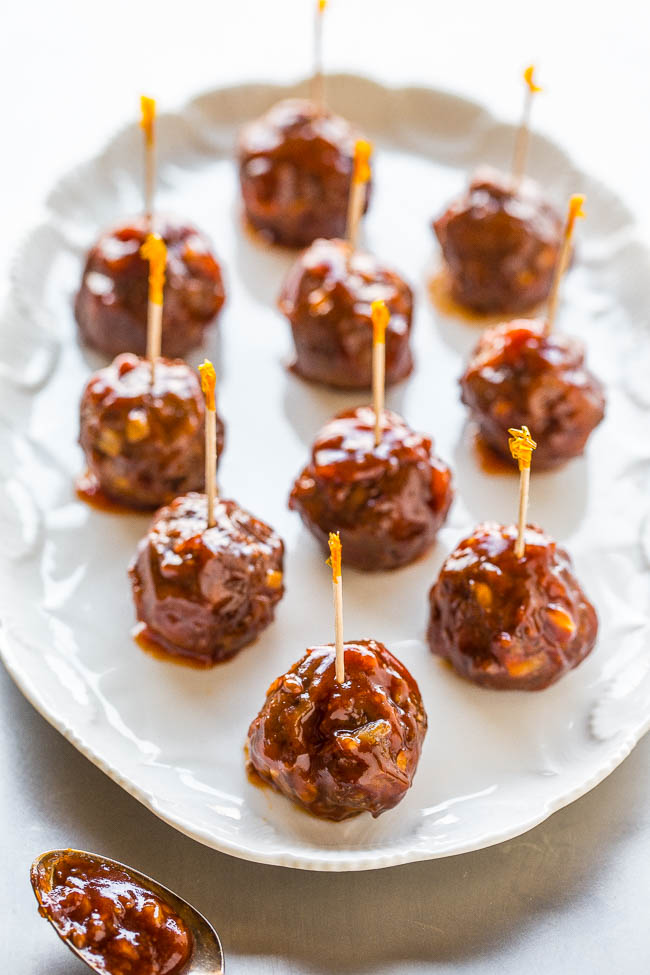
left=31, top=849, right=225, bottom=974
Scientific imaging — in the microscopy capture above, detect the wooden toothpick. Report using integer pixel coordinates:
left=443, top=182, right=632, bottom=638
left=345, top=139, right=372, bottom=250
left=140, top=95, right=156, bottom=229
left=327, top=532, right=345, bottom=683
left=545, top=194, right=586, bottom=332
left=508, top=426, right=537, bottom=559
left=371, top=299, right=389, bottom=447
left=140, top=233, right=166, bottom=384
left=511, top=66, right=542, bottom=188
left=312, top=0, right=328, bottom=109
left=199, top=360, right=218, bottom=529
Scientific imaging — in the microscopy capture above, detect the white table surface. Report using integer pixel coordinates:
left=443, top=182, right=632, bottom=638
left=2, top=1, right=650, bottom=970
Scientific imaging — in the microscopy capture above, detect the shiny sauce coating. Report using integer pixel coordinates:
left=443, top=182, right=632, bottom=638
left=428, top=522, right=598, bottom=690
left=37, top=853, right=192, bottom=975
left=289, top=406, right=452, bottom=570
left=129, top=493, right=284, bottom=665
left=460, top=319, right=605, bottom=469
left=79, top=353, right=224, bottom=510
left=433, top=167, right=563, bottom=315
left=75, top=216, right=225, bottom=358
left=279, top=237, right=413, bottom=388
left=238, top=98, right=369, bottom=248
left=247, top=640, right=427, bottom=820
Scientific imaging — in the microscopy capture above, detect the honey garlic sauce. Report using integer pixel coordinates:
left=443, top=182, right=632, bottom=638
left=35, top=852, right=192, bottom=975
left=311, top=406, right=432, bottom=482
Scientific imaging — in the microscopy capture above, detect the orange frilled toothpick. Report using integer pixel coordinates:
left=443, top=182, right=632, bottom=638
left=199, top=360, right=218, bottom=529
left=511, top=65, right=542, bottom=188
left=345, top=138, right=372, bottom=250
left=312, top=0, right=328, bottom=109
left=371, top=299, right=389, bottom=446
left=140, top=233, right=166, bottom=383
left=327, top=531, right=345, bottom=683
left=140, top=95, right=156, bottom=227
left=508, top=425, right=537, bottom=558
left=545, top=194, right=586, bottom=332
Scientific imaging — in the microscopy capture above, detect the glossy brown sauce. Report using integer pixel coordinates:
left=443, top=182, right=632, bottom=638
left=240, top=213, right=297, bottom=254
left=75, top=469, right=137, bottom=514
left=237, top=98, right=367, bottom=248
left=132, top=623, right=215, bottom=670
left=244, top=746, right=270, bottom=792
left=79, top=353, right=224, bottom=511
left=36, top=852, right=192, bottom=975
left=75, top=216, right=225, bottom=359
left=129, top=493, right=285, bottom=666
left=428, top=268, right=544, bottom=326
left=460, top=320, right=606, bottom=470
left=310, top=407, right=430, bottom=481
left=244, top=743, right=279, bottom=801
left=427, top=522, right=599, bottom=690
left=245, top=753, right=327, bottom=821
left=472, top=431, right=514, bottom=475
left=279, top=237, right=413, bottom=389
left=247, top=640, right=428, bottom=820
left=432, top=168, right=563, bottom=316
left=246, top=762, right=264, bottom=788
left=289, top=406, right=453, bottom=571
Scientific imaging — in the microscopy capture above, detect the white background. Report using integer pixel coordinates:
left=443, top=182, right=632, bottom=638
left=2, top=0, right=650, bottom=971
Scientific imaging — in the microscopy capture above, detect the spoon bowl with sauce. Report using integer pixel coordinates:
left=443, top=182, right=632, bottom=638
left=31, top=849, right=224, bottom=975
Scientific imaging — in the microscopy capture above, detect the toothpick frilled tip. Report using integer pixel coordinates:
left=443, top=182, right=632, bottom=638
left=523, top=65, right=542, bottom=94
left=508, top=426, right=537, bottom=471
left=568, top=194, right=586, bottom=222
left=199, top=360, right=217, bottom=412
left=327, top=532, right=342, bottom=581
left=140, top=95, right=156, bottom=146
left=371, top=299, right=389, bottom=345
left=353, top=139, right=372, bottom=185
left=140, top=233, right=166, bottom=305
left=318, top=0, right=327, bottom=11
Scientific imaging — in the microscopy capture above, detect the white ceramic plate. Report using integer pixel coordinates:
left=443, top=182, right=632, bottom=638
left=2, top=75, right=650, bottom=871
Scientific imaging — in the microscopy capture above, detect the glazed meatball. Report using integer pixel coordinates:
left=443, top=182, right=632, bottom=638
left=289, top=406, right=453, bottom=570
left=129, top=493, right=284, bottom=665
left=247, top=639, right=427, bottom=820
left=460, top=319, right=605, bottom=469
left=433, top=167, right=563, bottom=314
left=75, top=216, right=225, bottom=358
left=238, top=98, right=370, bottom=248
left=427, top=522, right=598, bottom=691
left=278, top=237, right=413, bottom=388
left=79, top=353, right=225, bottom=510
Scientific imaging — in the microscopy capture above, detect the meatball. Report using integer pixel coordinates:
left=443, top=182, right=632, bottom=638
left=238, top=98, right=370, bottom=248
left=460, top=319, right=605, bottom=469
left=247, top=640, right=427, bottom=820
left=433, top=167, right=563, bottom=314
left=427, top=522, right=598, bottom=691
left=278, top=237, right=413, bottom=388
left=79, top=353, right=225, bottom=510
left=75, top=216, right=226, bottom=358
left=129, top=493, right=284, bottom=665
left=289, top=406, right=453, bottom=570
